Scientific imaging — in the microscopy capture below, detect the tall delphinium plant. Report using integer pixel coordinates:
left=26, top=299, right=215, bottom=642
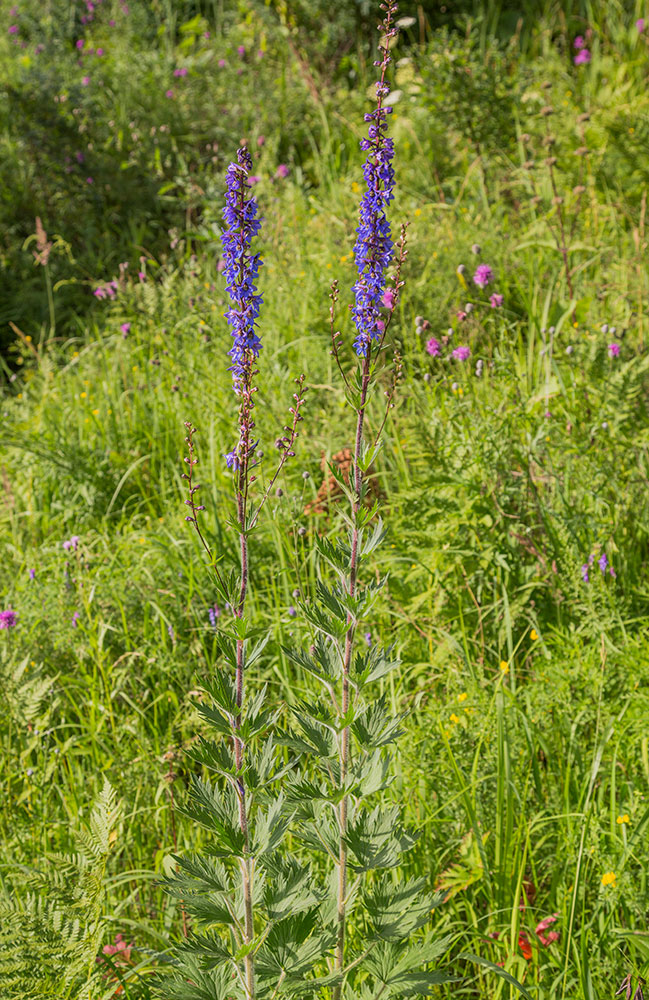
left=163, top=145, right=310, bottom=1000
left=161, top=4, right=453, bottom=998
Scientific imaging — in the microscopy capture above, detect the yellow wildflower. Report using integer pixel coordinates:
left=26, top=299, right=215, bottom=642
left=601, top=872, right=616, bottom=887
left=458, top=692, right=468, bottom=703
left=616, top=814, right=630, bottom=825
left=500, top=660, right=509, bottom=674
left=530, top=629, right=539, bottom=640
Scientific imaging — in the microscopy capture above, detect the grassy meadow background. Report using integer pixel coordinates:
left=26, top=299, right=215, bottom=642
left=2, top=0, right=649, bottom=996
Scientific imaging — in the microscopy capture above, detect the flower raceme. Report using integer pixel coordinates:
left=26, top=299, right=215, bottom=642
left=221, top=146, right=263, bottom=386
left=351, top=19, right=397, bottom=356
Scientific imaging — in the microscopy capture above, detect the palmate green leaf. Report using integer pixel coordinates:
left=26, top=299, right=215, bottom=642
left=251, top=793, right=291, bottom=856
left=315, top=580, right=349, bottom=623
left=352, top=643, right=400, bottom=687
left=365, top=875, right=442, bottom=942
left=325, top=458, right=357, bottom=504
left=364, top=937, right=456, bottom=997
left=314, top=533, right=350, bottom=575
left=282, top=636, right=341, bottom=686
left=344, top=805, right=417, bottom=872
left=181, top=777, right=246, bottom=857
left=187, top=736, right=238, bottom=777
left=164, top=941, right=243, bottom=997
left=256, top=908, right=335, bottom=985
left=347, top=748, right=392, bottom=797
left=291, top=704, right=339, bottom=754
left=169, top=853, right=229, bottom=894
left=202, top=671, right=238, bottom=717
left=263, top=856, right=323, bottom=921
left=360, top=515, right=385, bottom=557
left=300, top=600, right=349, bottom=640
left=351, top=697, right=404, bottom=750
left=293, top=804, right=340, bottom=858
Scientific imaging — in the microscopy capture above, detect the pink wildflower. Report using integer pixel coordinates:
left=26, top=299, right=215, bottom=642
left=382, top=288, right=395, bottom=310
left=275, top=163, right=289, bottom=179
left=426, top=337, right=441, bottom=357
left=574, top=49, right=591, bottom=65
left=0, top=609, right=18, bottom=629
left=608, top=342, right=620, bottom=357
left=473, top=264, right=494, bottom=288
left=489, top=292, right=503, bottom=308
left=453, top=345, right=471, bottom=361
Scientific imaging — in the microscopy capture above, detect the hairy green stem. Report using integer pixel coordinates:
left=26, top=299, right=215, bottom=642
left=333, top=347, right=372, bottom=999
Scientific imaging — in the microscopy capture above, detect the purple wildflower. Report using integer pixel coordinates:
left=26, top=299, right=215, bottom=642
left=598, top=553, right=608, bottom=573
left=382, top=288, right=395, bottom=310
left=218, top=58, right=226, bottom=68
left=173, top=66, right=188, bottom=77
left=0, top=609, right=18, bottom=629
left=288, top=605, right=296, bottom=617
left=237, top=44, right=245, bottom=57
left=453, top=345, right=471, bottom=361
left=120, top=322, right=131, bottom=335
left=29, top=568, right=36, bottom=580
left=581, top=564, right=589, bottom=583
left=81, top=76, right=90, bottom=86
left=573, top=35, right=586, bottom=49
left=76, top=38, right=84, bottom=49
left=350, top=12, right=397, bottom=357
left=71, top=611, right=80, bottom=628
left=473, top=264, right=493, bottom=289
left=275, top=163, right=289, bottom=179
left=457, top=310, right=468, bottom=321
left=208, top=603, right=220, bottom=628
left=8, top=24, right=19, bottom=34
left=221, top=146, right=263, bottom=386
left=247, top=175, right=260, bottom=186
left=62, top=535, right=80, bottom=552
left=490, top=292, right=504, bottom=308
left=224, top=449, right=239, bottom=470
left=636, top=18, right=645, bottom=32
left=608, top=342, right=620, bottom=357
left=364, top=632, right=372, bottom=646
left=426, top=337, right=441, bottom=357
left=165, top=89, right=174, bottom=98
left=574, top=49, right=591, bottom=65
left=167, top=623, right=175, bottom=640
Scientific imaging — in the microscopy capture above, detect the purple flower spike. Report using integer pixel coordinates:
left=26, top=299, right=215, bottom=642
left=225, top=449, right=239, bottom=470
left=581, top=564, right=589, bottom=583
left=473, top=264, right=493, bottom=288
left=350, top=25, right=396, bottom=357
left=208, top=603, right=221, bottom=628
left=221, top=147, right=263, bottom=388
left=29, top=568, right=36, bottom=580
left=598, top=553, right=608, bottom=573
